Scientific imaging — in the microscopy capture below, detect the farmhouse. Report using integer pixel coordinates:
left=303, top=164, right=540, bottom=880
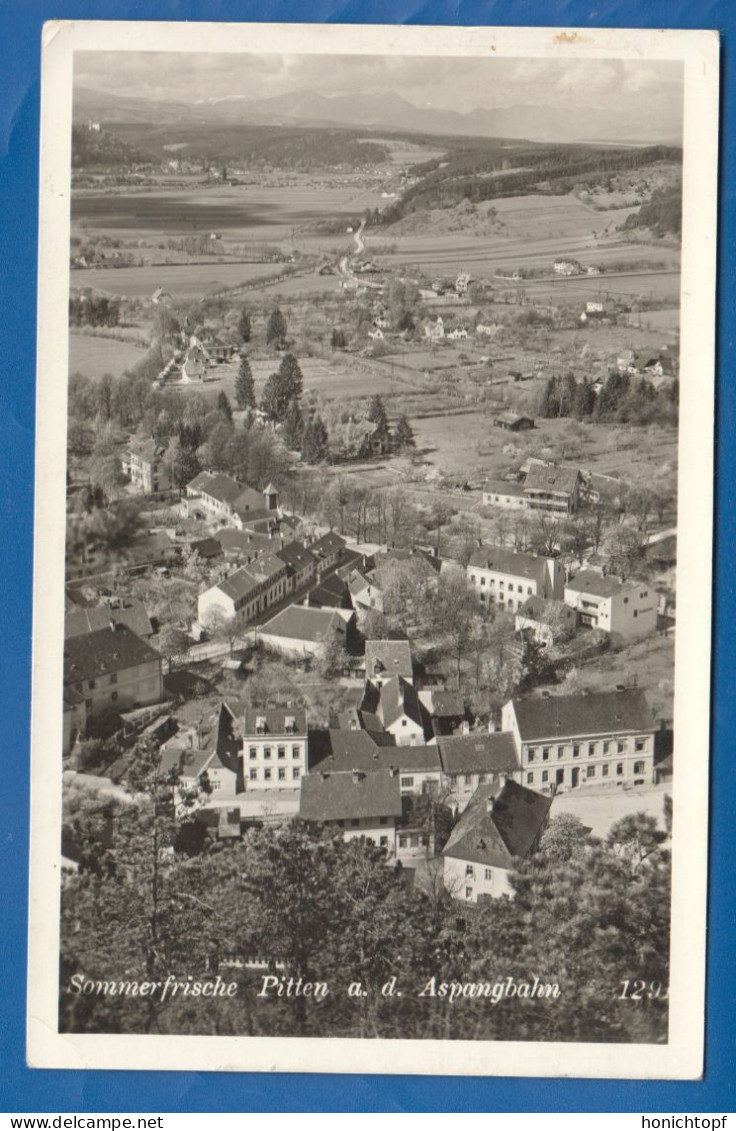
left=455, top=272, right=472, bottom=294
left=442, top=781, right=552, bottom=902
left=501, top=688, right=657, bottom=792
left=344, top=676, right=429, bottom=747
left=467, top=547, right=564, bottom=611
left=553, top=258, right=582, bottom=276
left=493, top=411, right=535, bottom=433
left=185, top=471, right=279, bottom=528
left=65, top=600, right=154, bottom=640
left=523, top=463, right=581, bottom=514
left=63, top=622, right=163, bottom=720
left=564, top=571, right=657, bottom=640
left=308, top=531, right=346, bottom=575
left=299, top=768, right=403, bottom=853
left=159, top=704, right=242, bottom=800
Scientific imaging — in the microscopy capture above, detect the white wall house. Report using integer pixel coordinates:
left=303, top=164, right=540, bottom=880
left=564, top=571, right=657, bottom=640
left=467, top=548, right=564, bottom=612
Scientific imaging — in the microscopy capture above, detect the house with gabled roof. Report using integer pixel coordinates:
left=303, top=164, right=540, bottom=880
left=443, top=780, right=552, bottom=901
left=159, top=703, right=242, bottom=803
left=65, top=600, right=154, bottom=640
left=197, top=555, right=289, bottom=629
left=307, top=729, right=442, bottom=797
left=437, top=732, right=520, bottom=808
left=299, top=768, right=403, bottom=853
left=273, top=541, right=317, bottom=594
left=184, top=471, right=279, bottom=529
left=308, top=531, right=346, bottom=575
left=342, top=675, right=429, bottom=747
left=363, top=639, right=413, bottom=685
left=467, top=546, right=563, bottom=613
left=501, top=688, right=657, bottom=793
left=257, top=605, right=354, bottom=661
left=63, top=622, right=163, bottom=721
left=121, top=438, right=170, bottom=494
left=523, top=463, right=581, bottom=515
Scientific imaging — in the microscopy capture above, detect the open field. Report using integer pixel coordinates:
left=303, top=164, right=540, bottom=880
left=68, top=331, right=147, bottom=378
left=575, top=634, right=676, bottom=720
left=70, top=261, right=293, bottom=298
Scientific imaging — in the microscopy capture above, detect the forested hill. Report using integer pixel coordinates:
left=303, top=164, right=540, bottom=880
left=71, top=125, right=152, bottom=168
left=622, top=185, right=682, bottom=238
left=380, top=143, right=682, bottom=222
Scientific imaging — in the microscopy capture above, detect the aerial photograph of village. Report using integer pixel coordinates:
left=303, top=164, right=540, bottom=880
left=59, top=48, right=681, bottom=1043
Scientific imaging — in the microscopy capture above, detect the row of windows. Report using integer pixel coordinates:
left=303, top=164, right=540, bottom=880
left=336, top=816, right=390, bottom=828
left=76, top=673, right=118, bottom=693
left=526, top=760, right=647, bottom=785
left=248, top=745, right=302, bottom=760
left=471, top=576, right=534, bottom=595
left=527, top=738, right=649, bottom=761
left=249, top=766, right=301, bottom=782
left=464, top=864, right=494, bottom=881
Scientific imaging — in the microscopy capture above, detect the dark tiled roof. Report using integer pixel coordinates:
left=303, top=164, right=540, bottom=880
left=429, top=690, right=466, bottom=719
left=260, top=606, right=348, bottom=644
left=565, top=570, right=644, bottom=599
left=483, top=479, right=526, bottom=498
left=365, top=640, right=413, bottom=681
left=243, top=707, right=308, bottom=736
left=524, top=464, right=581, bottom=495
left=443, top=781, right=551, bottom=867
left=494, top=412, right=533, bottom=426
left=214, top=529, right=275, bottom=557
left=308, top=574, right=351, bottom=609
left=299, top=769, right=403, bottom=822
left=467, top=546, right=548, bottom=586
left=275, top=541, right=317, bottom=573
left=65, top=601, right=153, bottom=640
left=375, top=676, right=425, bottom=731
left=437, top=733, right=519, bottom=776
left=190, top=538, right=223, bottom=559
left=63, top=624, right=161, bottom=686
left=310, top=531, right=346, bottom=557
left=510, top=689, right=656, bottom=741
left=308, top=729, right=439, bottom=775
left=187, top=471, right=244, bottom=505
left=216, top=567, right=263, bottom=603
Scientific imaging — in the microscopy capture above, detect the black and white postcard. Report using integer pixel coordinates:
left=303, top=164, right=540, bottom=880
left=27, top=21, right=718, bottom=1077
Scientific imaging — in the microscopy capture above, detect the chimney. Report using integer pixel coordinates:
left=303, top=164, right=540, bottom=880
left=486, top=796, right=495, bottom=814
left=109, top=618, right=118, bottom=632
left=352, top=769, right=364, bottom=785
left=462, top=720, right=471, bottom=735
left=389, top=766, right=397, bottom=778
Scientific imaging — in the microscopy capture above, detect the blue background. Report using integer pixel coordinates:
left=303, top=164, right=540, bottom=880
left=1, top=0, right=733, bottom=1113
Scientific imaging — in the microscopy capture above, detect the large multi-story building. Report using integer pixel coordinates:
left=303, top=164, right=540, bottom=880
left=184, top=471, right=279, bottom=530
left=501, top=688, right=657, bottom=792
left=467, top=547, right=564, bottom=613
left=299, top=768, right=404, bottom=853
left=197, top=553, right=289, bottom=629
left=242, top=707, right=308, bottom=791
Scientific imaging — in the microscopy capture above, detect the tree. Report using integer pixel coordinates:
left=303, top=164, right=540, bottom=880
left=538, top=814, right=593, bottom=862
left=89, top=431, right=124, bottom=505
left=201, top=607, right=239, bottom=655
left=604, top=526, right=645, bottom=579
left=278, top=353, right=303, bottom=398
left=238, top=307, right=252, bottom=343
left=366, top=395, right=388, bottom=430
left=394, top=413, right=415, bottom=452
left=164, top=436, right=201, bottom=494
left=330, top=328, right=347, bottom=350
left=261, top=358, right=302, bottom=424
left=282, top=400, right=305, bottom=451
left=217, top=391, right=233, bottom=424
left=234, top=355, right=256, bottom=411
left=86, top=501, right=142, bottom=550
left=301, top=414, right=329, bottom=464
left=318, top=629, right=348, bottom=678
left=157, top=625, right=190, bottom=673
left=265, top=307, right=288, bottom=349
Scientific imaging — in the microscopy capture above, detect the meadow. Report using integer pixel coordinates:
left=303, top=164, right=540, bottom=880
left=68, top=332, right=147, bottom=379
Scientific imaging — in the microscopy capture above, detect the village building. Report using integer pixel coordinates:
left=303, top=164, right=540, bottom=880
left=181, top=340, right=208, bottom=383
left=436, top=732, right=520, bottom=808
left=553, top=258, right=582, bottom=276
left=493, top=411, right=535, bottom=433
left=455, top=272, right=472, bottom=294
left=305, top=573, right=352, bottom=610
left=307, top=729, right=443, bottom=798
left=501, top=688, right=657, bottom=792
left=184, top=471, right=279, bottom=528
left=65, top=600, right=154, bottom=640
left=481, top=479, right=527, bottom=509
left=273, top=541, right=317, bottom=594
left=242, top=707, right=308, bottom=791
left=299, top=768, right=403, bottom=853
left=475, top=322, right=502, bottom=339
left=564, top=571, right=657, bottom=640
left=159, top=704, right=242, bottom=801
left=121, top=439, right=170, bottom=494
left=362, top=639, right=413, bottom=686
left=446, top=327, right=468, bottom=342
left=213, top=528, right=279, bottom=565
left=442, top=781, right=552, bottom=902
left=467, top=547, right=564, bottom=612
left=342, top=675, right=430, bottom=747
left=418, top=688, right=469, bottom=739
left=424, top=316, right=445, bottom=343
left=197, top=554, right=289, bottom=629
left=307, top=531, right=346, bottom=576
left=257, top=605, right=354, bottom=661
left=523, top=463, right=582, bottom=514
left=348, top=568, right=383, bottom=614
left=515, top=596, right=578, bottom=648
left=63, top=622, right=163, bottom=725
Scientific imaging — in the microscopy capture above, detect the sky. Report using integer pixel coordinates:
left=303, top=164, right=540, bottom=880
left=74, top=52, right=683, bottom=138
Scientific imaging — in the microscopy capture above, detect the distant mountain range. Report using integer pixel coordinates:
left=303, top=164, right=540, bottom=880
left=73, top=85, right=682, bottom=147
